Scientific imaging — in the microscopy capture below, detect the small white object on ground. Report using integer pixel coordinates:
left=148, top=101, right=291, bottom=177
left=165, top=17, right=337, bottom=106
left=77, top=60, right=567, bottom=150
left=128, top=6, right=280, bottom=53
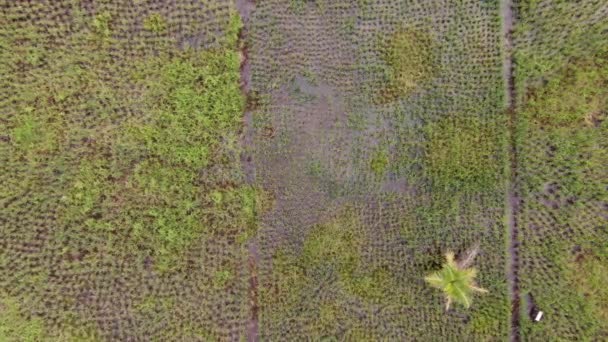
left=535, top=311, right=543, bottom=322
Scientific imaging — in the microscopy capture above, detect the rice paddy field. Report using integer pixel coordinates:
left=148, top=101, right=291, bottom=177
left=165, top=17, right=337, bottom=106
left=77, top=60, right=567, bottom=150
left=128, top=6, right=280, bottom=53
left=0, top=0, right=606, bottom=341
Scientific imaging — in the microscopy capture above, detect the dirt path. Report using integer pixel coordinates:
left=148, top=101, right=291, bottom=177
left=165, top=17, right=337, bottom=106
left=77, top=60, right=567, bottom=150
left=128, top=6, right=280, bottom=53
left=501, top=0, right=520, bottom=341
left=236, top=0, right=259, bottom=341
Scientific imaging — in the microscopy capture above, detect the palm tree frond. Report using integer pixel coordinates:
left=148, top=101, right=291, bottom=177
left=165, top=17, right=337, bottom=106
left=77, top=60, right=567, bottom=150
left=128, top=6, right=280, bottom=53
left=471, top=285, right=488, bottom=293
left=451, top=284, right=472, bottom=308
left=457, top=243, right=479, bottom=268
left=424, top=248, right=488, bottom=310
left=445, top=251, right=456, bottom=266
left=461, top=267, right=477, bottom=280
left=424, top=273, right=444, bottom=288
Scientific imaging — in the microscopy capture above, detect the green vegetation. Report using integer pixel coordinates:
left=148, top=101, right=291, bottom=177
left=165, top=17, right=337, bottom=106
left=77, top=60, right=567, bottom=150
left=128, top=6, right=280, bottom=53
left=53, top=13, right=250, bottom=270
left=212, top=269, right=234, bottom=289
left=369, top=148, right=389, bottom=176
left=515, top=2, right=607, bottom=339
left=1, top=3, right=259, bottom=339
left=299, top=207, right=396, bottom=301
left=523, top=57, right=607, bottom=129
left=425, top=251, right=487, bottom=310
left=1, top=0, right=606, bottom=340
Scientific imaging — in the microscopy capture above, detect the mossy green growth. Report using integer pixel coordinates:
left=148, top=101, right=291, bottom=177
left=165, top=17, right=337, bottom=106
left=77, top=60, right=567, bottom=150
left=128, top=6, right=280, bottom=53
left=301, top=210, right=363, bottom=275
left=0, top=295, right=45, bottom=341
left=469, top=310, right=503, bottom=335
left=11, top=109, right=61, bottom=157
left=289, top=0, right=306, bottom=14
left=287, top=207, right=397, bottom=302
left=63, top=158, right=111, bottom=221
left=424, top=115, right=500, bottom=192
left=143, top=13, right=167, bottom=33
left=128, top=47, right=243, bottom=169
left=379, top=28, right=435, bottom=102
left=370, top=148, right=389, bottom=176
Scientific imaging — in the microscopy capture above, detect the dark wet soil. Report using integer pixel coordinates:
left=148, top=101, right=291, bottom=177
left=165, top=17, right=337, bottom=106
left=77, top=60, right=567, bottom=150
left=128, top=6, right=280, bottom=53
left=236, top=0, right=259, bottom=340
left=238, top=0, right=255, bottom=184
left=247, top=241, right=260, bottom=342
left=524, top=293, right=541, bottom=321
left=502, top=0, right=520, bottom=340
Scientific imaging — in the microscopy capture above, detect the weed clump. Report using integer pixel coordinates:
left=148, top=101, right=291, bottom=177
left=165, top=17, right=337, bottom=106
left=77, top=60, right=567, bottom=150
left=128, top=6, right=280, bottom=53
left=144, top=13, right=167, bottom=33
left=263, top=207, right=400, bottom=335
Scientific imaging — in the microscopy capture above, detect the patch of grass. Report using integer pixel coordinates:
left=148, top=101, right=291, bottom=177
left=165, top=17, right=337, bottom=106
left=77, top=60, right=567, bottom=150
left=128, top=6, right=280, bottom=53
left=289, top=0, right=306, bottom=14
left=468, top=311, right=502, bottom=335
left=378, top=28, right=436, bottom=102
left=424, top=115, right=501, bottom=193
left=370, top=148, right=389, bottom=176
left=271, top=206, right=399, bottom=305
left=12, top=114, right=41, bottom=150
left=346, top=111, right=366, bottom=131
left=0, top=295, right=45, bottom=341
left=301, top=209, right=363, bottom=275
left=569, top=254, right=608, bottom=328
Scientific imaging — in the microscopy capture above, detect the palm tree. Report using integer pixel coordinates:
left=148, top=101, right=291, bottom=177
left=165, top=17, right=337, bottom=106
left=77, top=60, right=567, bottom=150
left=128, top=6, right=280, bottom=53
left=425, top=248, right=487, bottom=311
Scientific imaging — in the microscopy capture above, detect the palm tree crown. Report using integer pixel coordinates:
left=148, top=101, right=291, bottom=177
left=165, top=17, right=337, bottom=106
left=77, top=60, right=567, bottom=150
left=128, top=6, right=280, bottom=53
left=425, top=251, right=487, bottom=310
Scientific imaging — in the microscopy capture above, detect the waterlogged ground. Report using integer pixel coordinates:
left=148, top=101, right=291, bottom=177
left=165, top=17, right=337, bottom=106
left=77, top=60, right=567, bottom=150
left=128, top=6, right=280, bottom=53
left=0, top=0, right=607, bottom=341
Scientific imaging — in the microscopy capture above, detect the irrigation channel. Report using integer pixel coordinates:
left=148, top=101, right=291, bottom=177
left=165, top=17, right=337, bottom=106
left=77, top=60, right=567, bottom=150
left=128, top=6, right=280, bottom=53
left=500, top=0, right=521, bottom=340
